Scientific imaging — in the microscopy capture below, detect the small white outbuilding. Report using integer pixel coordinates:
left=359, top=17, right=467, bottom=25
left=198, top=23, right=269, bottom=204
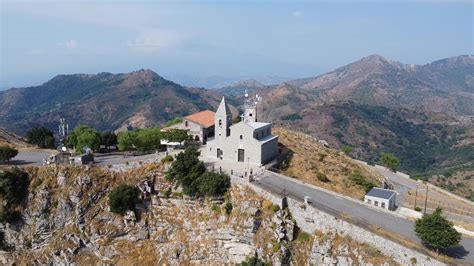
left=364, top=187, right=397, bottom=211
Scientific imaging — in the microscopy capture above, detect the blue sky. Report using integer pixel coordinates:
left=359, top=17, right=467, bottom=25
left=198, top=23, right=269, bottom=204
left=1, top=0, right=472, bottom=89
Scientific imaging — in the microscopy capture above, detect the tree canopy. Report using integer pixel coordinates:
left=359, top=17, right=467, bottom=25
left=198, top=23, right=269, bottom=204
left=196, top=171, right=231, bottom=197
left=380, top=152, right=400, bottom=172
left=68, top=125, right=101, bottom=153
left=117, top=127, right=190, bottom=151
left=108, top=185, right=140, bottom=215
left=100, top=132, right=117, bottom=147
left=0, top=146, right=18, bottom=163
left=414, top=207, right=461, bottom=253
left=166, top=146, right=230, bottom=197
left=0, top=168, right=28, bottom=222
left=26, top=127, right=55, bottom=148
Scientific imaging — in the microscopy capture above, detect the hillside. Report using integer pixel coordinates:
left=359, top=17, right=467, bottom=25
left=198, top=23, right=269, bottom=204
left=0, top=70, right=222, bottom=134
left=236, top=55, right=474, bottom=199
left=274, top=127, right=385, bottom=200
left=286, top=54, right=474, bottom=117
left=0, top=163, right=394, bottom=264
left=215, top=79, right=268, bottom=96
left=0, top=128, right=29, bottom=147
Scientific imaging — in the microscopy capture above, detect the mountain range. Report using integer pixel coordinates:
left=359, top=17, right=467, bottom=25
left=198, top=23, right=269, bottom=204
left=0, top=54, right=472, bottom=191
left=0, top=69, right=223, bottom=133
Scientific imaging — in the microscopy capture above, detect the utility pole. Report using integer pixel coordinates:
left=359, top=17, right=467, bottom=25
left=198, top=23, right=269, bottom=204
left=423, top=185, right=429, bottom=214
left=414, top=186, right=418, bottom=209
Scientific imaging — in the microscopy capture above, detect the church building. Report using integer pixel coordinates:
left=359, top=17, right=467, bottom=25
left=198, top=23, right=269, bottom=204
left=205, top=95, right=279, bottom=166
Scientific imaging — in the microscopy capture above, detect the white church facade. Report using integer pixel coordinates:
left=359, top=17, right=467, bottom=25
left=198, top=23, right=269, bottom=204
left=205, top=96, right=279, bottom=166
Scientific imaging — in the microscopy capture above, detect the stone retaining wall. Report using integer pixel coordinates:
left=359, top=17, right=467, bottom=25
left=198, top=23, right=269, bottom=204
left=231, top=176, right=444, bottom=266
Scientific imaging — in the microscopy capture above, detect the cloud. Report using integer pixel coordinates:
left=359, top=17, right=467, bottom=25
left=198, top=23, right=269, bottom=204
left=57, top=39, right=78, bottom=49
left=292, top=10, right=302, bottom=17
left=127, top=30, right=183, bottom=52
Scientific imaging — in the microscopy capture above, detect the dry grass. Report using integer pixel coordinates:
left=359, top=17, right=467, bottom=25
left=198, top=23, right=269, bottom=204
left=274, top=127, right=385, bottom=200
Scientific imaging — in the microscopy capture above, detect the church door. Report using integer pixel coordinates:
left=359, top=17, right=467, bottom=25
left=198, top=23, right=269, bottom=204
left=238, top=149, right=245, bottom=162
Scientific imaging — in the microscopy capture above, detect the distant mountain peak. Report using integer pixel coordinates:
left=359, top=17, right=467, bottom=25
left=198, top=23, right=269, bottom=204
left=231, top=79, right=266, bottom=88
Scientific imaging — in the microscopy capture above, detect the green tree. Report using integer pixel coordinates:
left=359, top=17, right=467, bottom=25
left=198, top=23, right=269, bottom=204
left=414, top=207, right=461, bottom=253
left=163, top=129, right=190, bottom=143
left=166, top=146, right=206, bottom=196
left=26, top=127, right=55, bottom=148
left=117, top=131, right=138, bottom=151
left=380, top=152, right=400, bottom=172
left=0, top=168, right=28, bottom=222
left=68, top=125, right=101, bottom=153
left=164, top=117, right=183, bottom=127
left=135, top=127, right=162, bottom=151
left=0, top=146, right=18, bottom=163
left=100, top=132, right=117, bottom=147
left=108, top=185, right=140, bottom=215
left=196, top=171, right=231, bottom=196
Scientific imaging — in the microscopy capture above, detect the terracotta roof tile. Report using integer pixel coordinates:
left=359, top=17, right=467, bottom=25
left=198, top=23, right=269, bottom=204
left=185, top=110, right=215, bottom=128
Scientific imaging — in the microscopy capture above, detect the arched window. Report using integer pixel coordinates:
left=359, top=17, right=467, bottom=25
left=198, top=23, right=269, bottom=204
left=185, top=121, right=188, bottom=127
left=219, top=119, right=222, bottom=127
left=240, top=135, right=243, bottom=140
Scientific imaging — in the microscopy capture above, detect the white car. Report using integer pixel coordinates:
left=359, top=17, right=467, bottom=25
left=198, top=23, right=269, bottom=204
left=304, top=196, right=312, bottom=204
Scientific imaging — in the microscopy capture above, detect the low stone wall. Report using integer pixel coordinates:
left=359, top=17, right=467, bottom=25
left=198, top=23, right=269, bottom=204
left=231, top=176, right=444, bottom=266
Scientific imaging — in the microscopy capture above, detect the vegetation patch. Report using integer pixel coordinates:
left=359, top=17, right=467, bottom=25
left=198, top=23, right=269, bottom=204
left=108, top=185, right=140, bottom=215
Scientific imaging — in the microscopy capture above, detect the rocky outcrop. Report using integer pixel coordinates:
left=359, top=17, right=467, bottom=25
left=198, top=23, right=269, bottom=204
left=0, top=164, right=403, bottom=265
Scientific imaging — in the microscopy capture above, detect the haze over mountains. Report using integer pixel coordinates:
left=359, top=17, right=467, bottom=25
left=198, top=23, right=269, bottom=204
left=1, top=54, right=473, bottom=183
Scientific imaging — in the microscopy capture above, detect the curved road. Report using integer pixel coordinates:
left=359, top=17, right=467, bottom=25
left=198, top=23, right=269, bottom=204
left=257, top=171, right=473, bottom=264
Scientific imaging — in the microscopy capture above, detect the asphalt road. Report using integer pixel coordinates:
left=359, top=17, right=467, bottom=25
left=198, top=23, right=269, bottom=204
left=257, top=171, right=474, bottom=264
left=8, top=149, right=54, bottom=166
left=372, top=165, right=474, bottom=224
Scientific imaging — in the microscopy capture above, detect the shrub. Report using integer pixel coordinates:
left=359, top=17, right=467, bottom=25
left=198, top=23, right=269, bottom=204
left=161, top=155, right=174, bottom=163
left=414, top=206, right=422, bottom=212
left=162, top=188, right=172, bottom=198
left=108, top=185, right=139, bottom=214
left=0, top=146, right=18, bottom=163
left=224, top=202, right=233, bottom=215
left=272, top=204, right=280, bottom=213
left=350, top=172, right=375, bottom=193
left=211, top=204, right=221, bottom=214
left=196, top=171, right=231, bottom=197
left=26, top=127, right=55, bottom=148
left=272, top=242, right=281, bottom=253
left=316, top=171, right=329, bottom=182
left=297, top=231, right=311, bottom=243
left=239, top=256, right=266, bottom=266
left=318, top=153, right=327, bottom=162
left=0, top=168, right=28, bottom=206
left=0, top=168, right=28, bottom=223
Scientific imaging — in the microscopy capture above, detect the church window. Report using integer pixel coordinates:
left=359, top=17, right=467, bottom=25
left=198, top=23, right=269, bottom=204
left=240, top=135, right=243, bottom=140
left=219, top=119, right=222, bottom=127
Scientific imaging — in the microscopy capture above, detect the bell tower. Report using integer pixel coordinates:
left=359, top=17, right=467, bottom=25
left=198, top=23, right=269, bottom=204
left=215, top=96, right=232, bottom=139
left=243, top=91, right=261, bottom=123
